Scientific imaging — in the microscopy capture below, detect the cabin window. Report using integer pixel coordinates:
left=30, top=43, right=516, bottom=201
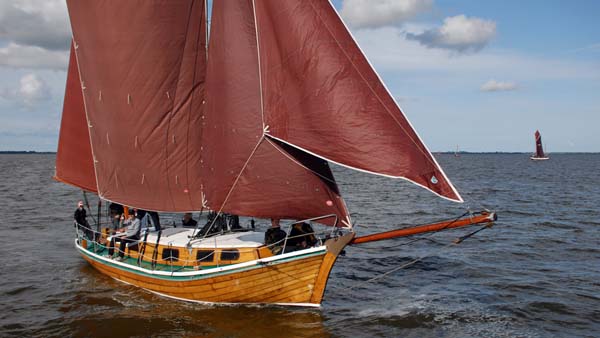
left=196, top=250, right=215, bottom=263
left=162, top=248, right=179, bottom=262
left=220, top=249, right=240, bottom=261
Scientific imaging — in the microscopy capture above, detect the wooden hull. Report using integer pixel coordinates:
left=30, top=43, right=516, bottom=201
left=76, top=233, right=353, bottom=306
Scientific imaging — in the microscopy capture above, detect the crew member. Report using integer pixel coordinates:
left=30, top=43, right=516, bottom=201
left=74, top=201, right=94, bottom=240
left=108, top=209, right=144, bottom=261
left=182, top=213, right=198, bottom=227
left=264, top=219, right=286, bottom=255
left=109, top=202, right=124, bottom=232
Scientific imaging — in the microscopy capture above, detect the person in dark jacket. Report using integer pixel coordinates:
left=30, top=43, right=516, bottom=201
left=264, top=219, right=287, bottom=254
left=148, top=211, right=161, bottom=231
left=74, top=201, right=94, bottom=240
left=109, top=202, right=124, bottom=232
left=182, top=213, right=198, bottom=227
left=286, top=222, right=317, bottom=250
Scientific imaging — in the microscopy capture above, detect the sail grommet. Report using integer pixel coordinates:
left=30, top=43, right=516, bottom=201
left=431, top=176, right=438, bottom=184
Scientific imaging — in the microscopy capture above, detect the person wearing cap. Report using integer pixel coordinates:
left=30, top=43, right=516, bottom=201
left=74, top=201, right=93, bottom=240
left=108, top=209, right=145, bottom=261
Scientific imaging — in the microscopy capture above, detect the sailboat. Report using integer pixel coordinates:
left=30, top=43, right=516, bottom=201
left=530, top=130, right=550, bottom=161
left=55, top=0, right=496, bottom=307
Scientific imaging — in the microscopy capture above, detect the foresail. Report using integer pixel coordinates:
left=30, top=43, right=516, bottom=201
left=55, top=43, right=97, bottom=192
left=66, top=0, right=207, bottom=211
left=203, top=0, right=350, bottom=226
left=253, top=0, right=463, bottom=202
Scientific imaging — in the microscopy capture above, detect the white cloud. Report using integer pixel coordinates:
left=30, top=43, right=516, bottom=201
left=0, top=0, right=71, bottom=51
left=19, top=73, right=51, bottom=104
left=407, top=15, right=496, bottom=52
left=480, top=79, right=518, bottom=92
left=0, top=73, right=51, bottom=106
left=0, top=43, right=68, bottom=70
left=341, top=0, right=433, bottom=28
left=353, top=27, right=599, bottom=81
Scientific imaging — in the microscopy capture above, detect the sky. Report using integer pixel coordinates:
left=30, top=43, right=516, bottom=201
left=0, top=0, right=598, bottom=152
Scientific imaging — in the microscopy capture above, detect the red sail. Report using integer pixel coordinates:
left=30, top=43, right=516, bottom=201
left=253, top=0, right=462, bottom=202
left=202, top=0, right=350, bottom=226
left=66, top=0, right=207, bottom=211
left=55, top=43, right=97, bottom=192
left=534, top=130, right=545, bottom=158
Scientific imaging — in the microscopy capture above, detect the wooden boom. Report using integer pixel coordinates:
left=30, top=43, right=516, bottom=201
left=350, top=211, right=497, bottom=245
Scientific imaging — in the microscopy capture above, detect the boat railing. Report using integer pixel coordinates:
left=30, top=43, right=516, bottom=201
left=74, top=219, right=344, bottom=271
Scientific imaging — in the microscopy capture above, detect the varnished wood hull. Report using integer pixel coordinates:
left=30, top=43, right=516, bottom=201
left=76, top=233, right=353, bottom=306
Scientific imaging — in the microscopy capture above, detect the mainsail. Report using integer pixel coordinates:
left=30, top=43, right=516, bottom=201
left=202, top=0, right=350, bottom=226
left=65, top=0, right=208, bottom=211
left=534, top=130, right=546, bottom=158
left=55, top=43, right=97, bottom=192
left=57, top=0, right=463, bottom=223
left=252, top=0, right=462, bottom=202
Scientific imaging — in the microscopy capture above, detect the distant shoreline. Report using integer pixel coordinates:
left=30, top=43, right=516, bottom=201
left=1, top=151, right=598, bottom=155
left=0, top=151, right=56, bottom=154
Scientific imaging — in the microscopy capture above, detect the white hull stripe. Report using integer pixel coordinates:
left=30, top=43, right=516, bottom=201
left=76, top=239, right=326, bottom=280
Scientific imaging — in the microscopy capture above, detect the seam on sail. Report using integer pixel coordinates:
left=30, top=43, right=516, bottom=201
left=163, top=2, right=197, bottom=210
left=182, top=0, right=206, bottom=209
left=251, top=0, right=266, bottom=129
left=305, top=1, right=463, bottom=202
left=266, top=134, right=463, bottom=204
left=70, top=36, right=103, bottom=197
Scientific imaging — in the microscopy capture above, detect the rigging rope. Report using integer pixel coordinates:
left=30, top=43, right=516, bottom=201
left=342, top=222, right=493, bottom=291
